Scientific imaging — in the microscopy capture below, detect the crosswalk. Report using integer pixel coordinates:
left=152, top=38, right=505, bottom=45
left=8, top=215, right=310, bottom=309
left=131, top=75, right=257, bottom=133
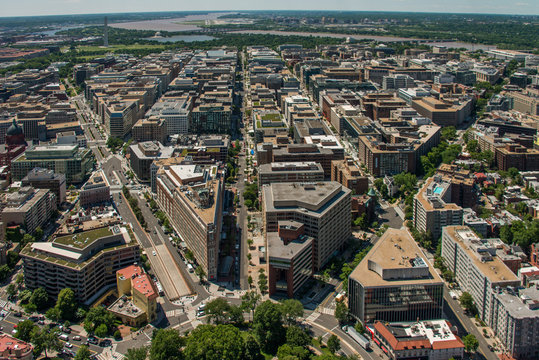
left=96, top=351, right=124, bottom=360
left=0, top=300, right=7, bottom=309
left=306, top=312, right=320, bottom=322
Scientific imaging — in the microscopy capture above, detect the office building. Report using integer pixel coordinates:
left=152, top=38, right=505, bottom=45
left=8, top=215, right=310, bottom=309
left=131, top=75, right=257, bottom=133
left=108, top=265, right=158, bottom=326
left=348, top=228, right=444, bottom=323
left=20, top=225, right=140, bottom=303
left=155, top=163, right=223, bottom=280
left=267, top=221, right=313, bottom=298
left=382, top=74, right=415, bottom=91
left=258, top=162, right=324, bottom=185
left=412, top=97, right=472, bottom=127
left=372, top=320, right=464, bottom=360
left=80, top=170, right=110, bottom=207
left=441, top=226, right=520, bottom=323
left=129, top=142, right=175, bottom=182
left=21, top=167, right=66, bottom=205
left=2, top=187, right=56, bottom=234
left=104, top=100, right=140, bottom=138
left=413, top=176, right=463, bottom=239
left=262, top=181, right=351, bottom=269
left=145, top=97, right=192, bottom=135
left=132, top=116, right=167, bottom=143
left=11, top=144, right=93, bottom=184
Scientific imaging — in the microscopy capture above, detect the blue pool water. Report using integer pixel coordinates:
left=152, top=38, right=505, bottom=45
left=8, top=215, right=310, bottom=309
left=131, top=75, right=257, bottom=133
left=433, top=186, right=444, bottom=195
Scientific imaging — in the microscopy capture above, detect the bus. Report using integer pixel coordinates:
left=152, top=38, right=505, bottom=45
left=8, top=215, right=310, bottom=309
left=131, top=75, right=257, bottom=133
left=345, top=325, right=371, bottom=350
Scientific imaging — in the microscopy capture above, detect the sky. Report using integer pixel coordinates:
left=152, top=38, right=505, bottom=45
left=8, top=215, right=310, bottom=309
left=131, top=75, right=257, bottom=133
left=2, top=0, right=538, bottom=17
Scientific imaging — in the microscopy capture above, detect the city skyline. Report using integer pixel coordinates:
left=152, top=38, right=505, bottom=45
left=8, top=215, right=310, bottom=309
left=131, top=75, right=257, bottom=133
left=1, top=0, right=537, bottom=17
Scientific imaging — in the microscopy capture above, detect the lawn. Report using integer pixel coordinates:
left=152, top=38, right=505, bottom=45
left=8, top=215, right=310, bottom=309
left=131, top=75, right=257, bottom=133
left=55, top=227, right=113, bottom=248
left=76, top=44, right=167, bottom=52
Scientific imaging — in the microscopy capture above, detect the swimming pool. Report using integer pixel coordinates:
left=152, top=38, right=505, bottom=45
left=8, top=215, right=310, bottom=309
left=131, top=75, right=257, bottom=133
left=433, top=186, right=444, bottom=195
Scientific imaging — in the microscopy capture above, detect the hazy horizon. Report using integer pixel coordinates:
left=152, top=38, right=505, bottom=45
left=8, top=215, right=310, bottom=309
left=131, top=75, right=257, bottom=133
left=1, top=1, right=537, bottom=18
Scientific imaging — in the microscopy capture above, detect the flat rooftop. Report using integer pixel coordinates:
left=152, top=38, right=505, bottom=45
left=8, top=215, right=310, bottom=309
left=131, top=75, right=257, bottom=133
left=268, top=232, right=313, bottom=261
left=263, top=181, right=348, bottom=213
left=415, top=177, right=462, bottom=212
left=350, top=228, right=443, bottom=287
left=444, top=226, right=519, bottom=284
left=494, top=287, right=539, bottom=319
left=54, top=227, right=114, bottom=249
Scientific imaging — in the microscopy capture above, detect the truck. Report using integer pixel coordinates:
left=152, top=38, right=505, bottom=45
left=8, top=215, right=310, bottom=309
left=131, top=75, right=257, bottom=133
left=345, top=325, right=371, bottom=350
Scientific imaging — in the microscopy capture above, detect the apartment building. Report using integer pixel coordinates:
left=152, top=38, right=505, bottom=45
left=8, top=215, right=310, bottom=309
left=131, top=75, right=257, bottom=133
left=441, top=226, right=520, bottom=323
left=2, top=187, right=56, bottom=234
left=79, top=170, right=110, bottom=207
left=413, top=176, right=463, bottom=239
left=258, top=162, right=324, bottom=185
left=496, top=144, right=539, bottom=172
left=109, top=265, right=158, bottom=326
left=20, top=225, right=140, bottom=303
left=155, top=163, right=223, bottom=280
left=21, top=167, right=66, bottom=205
left=348, top=228, right=444, bottom=323
left=489, top=287, right=539, bottom=359
left=262, top=181, right=351, bottom=269
left=331, top=158, right=369, bottom=195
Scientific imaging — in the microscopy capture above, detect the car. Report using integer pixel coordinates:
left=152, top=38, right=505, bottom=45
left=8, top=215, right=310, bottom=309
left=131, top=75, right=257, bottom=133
left=152, top=251, right=156, bottom=256
left=87, top=337, right=98, bottom=345
left=38, top=320, right=45, bottom=325
left=65, top=342, right=73, bottom=348
left=72, top=335, right=81, bottom=341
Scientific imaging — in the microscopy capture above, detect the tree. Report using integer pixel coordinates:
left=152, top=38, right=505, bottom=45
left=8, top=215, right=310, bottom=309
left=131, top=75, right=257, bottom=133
left=286, top=325, right=310, bottom=347
left=6, top=284, right=17, bottom=299
left=55, top=288, right=77, bottom=320
left=258, top=270, right=268, bottom=294
left=327, top=335, right=341, bottom=354
left=184, top=324, right=245, bottom=360
left=354, top=322, right=365, bottom=334
left=15, top=273, right=24, bottom=287
left=244, top=336, right=264, bottom=360
left=74, top=345, right=92, bottom=360
left=206, top=298, right=231, bottom=324
left=31, top=326, right=63, bottom=358
left=463, top=334, right=479, bottom=352
left=459, top=292, right=476, bottom=314
left=280, top=299, right=303, bottom=325
left=84, top=306, right=115, bottom=335
left=276, top=344, right=311, bottom=360
left=28, top=287, right=48, bottom=310
left=241, top=291, right=260, bottom=321
left=253, top=300, right=285, bottom=353
left=195, top=266, right=206, bottom=283
left=334, top=302, right=348, bottom=324
left=46, top=307, right=61, bottom=322
left=15, top=320, right=35, bottom=342
left=150, top=329, right=183, bottom=360
left=95, top=323, right=108, bottom=338
left=126, top=347, right=149, bottom=360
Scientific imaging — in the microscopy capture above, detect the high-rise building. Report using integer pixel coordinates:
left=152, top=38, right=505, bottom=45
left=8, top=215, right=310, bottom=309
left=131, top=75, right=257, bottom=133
left=262, top=181, right=351, bottom=269
left=155, top=163, right=223, bottom=280
left=21, top=167, right=66, bottom=205
left=413, top=176, right=463, bottom=239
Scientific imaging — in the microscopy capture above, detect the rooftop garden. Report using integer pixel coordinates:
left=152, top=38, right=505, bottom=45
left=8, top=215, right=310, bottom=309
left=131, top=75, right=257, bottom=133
left=55, top=227, right=113, bottom=249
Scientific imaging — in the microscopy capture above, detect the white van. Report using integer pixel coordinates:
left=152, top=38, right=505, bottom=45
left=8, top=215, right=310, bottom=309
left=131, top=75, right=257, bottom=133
left=59, top=334, right=69, bottom=341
